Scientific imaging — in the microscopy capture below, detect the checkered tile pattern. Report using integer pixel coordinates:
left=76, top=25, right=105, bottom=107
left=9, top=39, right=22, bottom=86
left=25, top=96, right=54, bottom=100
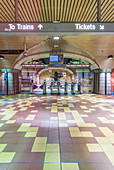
left=0, top=94, right=114, bottom=170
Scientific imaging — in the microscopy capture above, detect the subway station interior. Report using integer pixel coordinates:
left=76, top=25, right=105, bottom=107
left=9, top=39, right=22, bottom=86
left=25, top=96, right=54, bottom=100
left=0, top=0, right=114, bottom=170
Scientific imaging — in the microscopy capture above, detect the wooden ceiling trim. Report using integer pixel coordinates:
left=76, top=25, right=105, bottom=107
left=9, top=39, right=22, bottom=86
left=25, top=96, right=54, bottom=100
left=21, top=0, right=32, bottom=22
left=40, top=0, right=47, bottom=22
left=57, top=0, right=60, bottom=21
left=0, top=14, right=8, bottom=22
left=1, top=2, right=14, bottom=21
left=62, top=0, right=68, bottom=22
left=60, top=0, right=64, bottom=21
left=65, top=0, right=72, bottom=22
left=54, top=0, right=57, bottom=21
left=24, top=0, right=34, bottom=21
left=81, top=0, right=91, bottom=21
left=101, top=2, right=113, bottom=20
left=37, top=0, right=43, bottom=22
left=38, top=0, right=45, bottom=22
left=70, top=0, right=79, bottom=21
left=1, top=8, right=13, bottom=22
left=27, top=0, right=36, bottom=21
left=101, top=0, right=112, bottom=14
left=103, top=11, right=114, bottom=22
left=44, top=0, right=49, bottom=22
left=35, top=0, right=42, bottom=22
left=79, top=0, right=90, bottom=22
left=19, top=1, right=28, bottom=22
left=77, top=0, right=87, bottom=21
left=51, top=0, right=54, bottom=22
left=29, top=0, right=38, bottom=21
left=47, top=0, right=51, bottom=22
left=2, top=0, right=15, bottom=19
left=75, top=0, right=85, bottom=21
left=33, top=0, right=41, bottom=22
left=73, top=0, right=81, bottom=22
left=86, top=1, right=97, bottom=22
left=67, top=0, right=75, bottom=21
left=19, top=1, right=30, bottom=22
left=7, top=0, right=15, bottom=15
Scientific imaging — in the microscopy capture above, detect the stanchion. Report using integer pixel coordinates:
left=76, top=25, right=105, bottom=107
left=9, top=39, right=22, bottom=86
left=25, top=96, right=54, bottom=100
left=43, top=80, right=46, bottom=94
left=64, top=80, right=68, bottom=94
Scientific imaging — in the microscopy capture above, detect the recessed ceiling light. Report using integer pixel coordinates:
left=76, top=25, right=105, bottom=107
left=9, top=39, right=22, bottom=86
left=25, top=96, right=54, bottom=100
left=108, top=55, right=113, bottom=59
left=0, top=55, right=4, bottom=59
left=53, top=36, right=59, bottom=40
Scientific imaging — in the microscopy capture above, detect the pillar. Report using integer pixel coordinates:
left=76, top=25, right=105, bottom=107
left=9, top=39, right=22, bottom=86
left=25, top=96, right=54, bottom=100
left=1, top=68, right=20, bottom=95
left=93, top=69, right=112, bottom=95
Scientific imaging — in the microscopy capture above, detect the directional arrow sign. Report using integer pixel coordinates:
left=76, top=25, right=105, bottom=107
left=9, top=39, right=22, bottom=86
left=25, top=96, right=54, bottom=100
left=38, top=24, right=43, bottom=30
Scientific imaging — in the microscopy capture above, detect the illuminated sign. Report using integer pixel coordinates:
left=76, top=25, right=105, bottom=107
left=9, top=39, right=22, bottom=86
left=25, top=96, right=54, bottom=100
left=0, top=23, right=113, bottom=35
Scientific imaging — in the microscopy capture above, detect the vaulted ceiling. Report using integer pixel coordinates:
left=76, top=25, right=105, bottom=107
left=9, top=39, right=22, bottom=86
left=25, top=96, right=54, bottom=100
left=1, top=0, right=114, bottom=22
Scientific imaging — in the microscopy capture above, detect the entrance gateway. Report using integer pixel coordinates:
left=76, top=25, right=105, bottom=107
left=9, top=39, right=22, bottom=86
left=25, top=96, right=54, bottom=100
left=0, top=22, right=114, bottom=95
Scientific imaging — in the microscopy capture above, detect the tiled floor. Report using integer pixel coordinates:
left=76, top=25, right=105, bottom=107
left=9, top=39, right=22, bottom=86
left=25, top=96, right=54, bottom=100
left=0, top=93, right=114, bottom=170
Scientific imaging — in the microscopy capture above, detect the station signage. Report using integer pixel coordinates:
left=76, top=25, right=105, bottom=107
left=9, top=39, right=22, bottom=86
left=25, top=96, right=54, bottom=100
left=0, top=23, right=114, bottom=34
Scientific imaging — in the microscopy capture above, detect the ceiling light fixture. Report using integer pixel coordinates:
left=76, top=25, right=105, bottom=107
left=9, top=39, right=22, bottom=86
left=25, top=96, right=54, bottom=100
left=53, top=36, right=59, bottom=40
left=0, top=55, right=4, bottom=59
left=108, top=55, right=113, bottom=59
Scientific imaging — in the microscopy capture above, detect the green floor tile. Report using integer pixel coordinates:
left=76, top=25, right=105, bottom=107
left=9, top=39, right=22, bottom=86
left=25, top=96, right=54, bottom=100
left=0, top=152, right=16, bottom=163
left=62, top=163, right=79, bottom=170
left=43, top=163, right=61, bottom=170
left=44, top=152, right=60, bottom=162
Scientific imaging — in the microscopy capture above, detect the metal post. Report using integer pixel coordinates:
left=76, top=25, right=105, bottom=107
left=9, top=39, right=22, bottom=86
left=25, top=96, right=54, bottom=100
left=97, top=0, right=101, bottom=22
left=15, top=0, right=19, bottom=22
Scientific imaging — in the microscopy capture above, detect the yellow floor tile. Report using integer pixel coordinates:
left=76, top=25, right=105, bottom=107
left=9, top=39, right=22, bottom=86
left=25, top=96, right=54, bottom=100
left=63, top=107, right=71, bottom=112
left=50, top=117, right=58, bottom=120
left=34, top=137, right=47, bottom=143
left=17, top=123, right=31, bottom=132
left=80, top=106, right=87, bottom=109
left=0, top=132, right=5, bottom=137
left=26, top=114, right=36, bottom=120
left=46, top=144, right=59, bottom=152
left=27, top=127, right=39, bottom=132
left=86, top=144, right=103, bottom=152
left=43, top=163, right=60, bottom=170
left=100, top=144, right=114, bottom=151
left=69, top=127, right=80, bottom=132
left=81, top=131, right=94, bottom=137
left=0, top=152, right=15, bottom=163
left=86, top=123, right=97, bottom=127
left=51, top=106, right=57, bottom=112
left=67, top=120, right=76, bottom=123
left=106, top=136, right=114, bottom=144
left=95, top=137, right=110, bottom=144
left=31, top=110, right=38, bottom=113
left=70, top=131, right=82, bottom=137
left=59, top=123, right=68, bottom=127
left=105, top=152, right=114, bottom=166
left=62, top=163, right=79, bottom=170
left=5, top=120, right=16, bottom=124
left=24, top=131, right=37, bottom=137
left=0, top=144, right=7, bottom=152
left=44, top=152, right=60, bottom=162
left=31, top=143, right=46, bottom=152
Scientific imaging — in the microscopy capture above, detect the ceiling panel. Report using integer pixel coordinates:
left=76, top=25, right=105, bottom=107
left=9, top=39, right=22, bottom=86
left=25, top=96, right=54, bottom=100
left=0, top=0, right=113, bottom=22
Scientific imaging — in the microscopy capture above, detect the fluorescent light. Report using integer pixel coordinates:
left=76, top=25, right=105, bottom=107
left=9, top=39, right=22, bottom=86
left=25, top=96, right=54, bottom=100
left=0, top=55, right=4, bottom=59
left=53, top=36, right=59, bottom=40
left=108, top=55, right=113, bottom=59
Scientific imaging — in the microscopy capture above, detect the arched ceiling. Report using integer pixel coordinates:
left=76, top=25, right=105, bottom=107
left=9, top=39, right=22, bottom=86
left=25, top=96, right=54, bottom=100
left=0, top=35, right=114, bottom=70
left=1, top=0, right=113, bottom=22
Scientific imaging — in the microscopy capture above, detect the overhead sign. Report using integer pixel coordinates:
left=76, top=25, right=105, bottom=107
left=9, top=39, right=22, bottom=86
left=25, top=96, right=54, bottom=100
left=0, top=23, right=113, bottom=35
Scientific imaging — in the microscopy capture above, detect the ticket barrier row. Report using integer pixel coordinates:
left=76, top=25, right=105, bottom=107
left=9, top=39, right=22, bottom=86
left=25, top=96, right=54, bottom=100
left=42, top=80, right=82, bottom=94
